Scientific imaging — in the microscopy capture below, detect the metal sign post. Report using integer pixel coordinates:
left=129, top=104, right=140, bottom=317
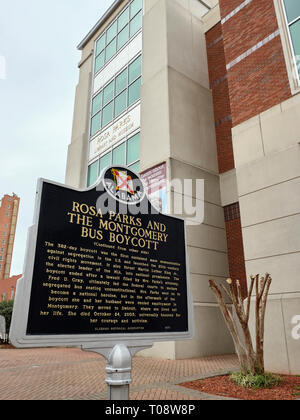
left=10, top=166, right=194, bottom=401
left=83, top=342, right=152, bottom=400
left=106, top=344, right=132, bottom=401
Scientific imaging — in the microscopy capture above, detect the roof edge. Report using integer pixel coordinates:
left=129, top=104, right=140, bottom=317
left=77, top=0, right=125, bottom=50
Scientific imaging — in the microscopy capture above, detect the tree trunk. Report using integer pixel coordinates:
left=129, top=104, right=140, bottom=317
left=209, top=274, right=272, bottom=376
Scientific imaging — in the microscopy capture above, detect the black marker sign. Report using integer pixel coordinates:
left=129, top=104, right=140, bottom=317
left=10, top=167, right=193, bottom=347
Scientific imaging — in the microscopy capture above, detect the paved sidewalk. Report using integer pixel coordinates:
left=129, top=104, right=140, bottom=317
left=0, top=347, right=238, bottom=400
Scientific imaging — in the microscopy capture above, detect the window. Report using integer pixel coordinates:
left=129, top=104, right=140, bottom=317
left=118, top=7, right=130, bottom=31
left=95, top=51, right=105, bottom=73
left=128, top=77, right=141, bottom=106
left=107, top=21, right=117, bottom=44
left=116, top=69, right=127, bottom=95
left=127, top=132, right=140, bottom=166
left=94, top=0, right=143, bottom=74
left=115, top=91, right=127, bottom=117
left=90, top=55, right=142, bottom=137
left=92, top=91, right=102, bottom=115
left=103, top=81, right=114, bottom=106
left=129, top=55, right=142, bottom=83
left=105, top=38, right=117, bottom=62
left=113, top=143, right=126, bottom=166
left=100, top=152, right=112, bottom=175
left=128, top=161, right=140, bottom=173
left=130, top=10, right=142, bottom=37
left=282, top=0, right=300, bottom=82
left=102, top=102, right=114, bottom=127
left=91, top=112, right=101, bottom=136
left=117, top=25, right=129, bottom=50
left=87, top=160, right=99, bottom=187
left=87, top=133, right=140, bottom=186
left=130, top=0, right=143, bottom=17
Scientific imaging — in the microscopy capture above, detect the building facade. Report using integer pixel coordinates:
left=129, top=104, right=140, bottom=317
left=0, top=193, right=20, bottom=281
left=66, top=0, right=300, bottom=374
left=0, top=275, right=21, bottom=302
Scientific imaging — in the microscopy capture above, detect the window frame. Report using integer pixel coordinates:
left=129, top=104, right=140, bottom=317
left=275, top=0, right=300, bottom=93
left=281, top=0, right=300, bottom=84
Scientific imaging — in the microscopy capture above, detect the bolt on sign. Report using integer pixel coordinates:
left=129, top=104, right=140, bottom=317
left=10, top=166, right=194, bottom=349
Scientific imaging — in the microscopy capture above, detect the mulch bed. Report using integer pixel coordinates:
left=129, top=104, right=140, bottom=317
left=0, top=344, right=15, bottom=349
left=181, top=374, right=300, bottom=400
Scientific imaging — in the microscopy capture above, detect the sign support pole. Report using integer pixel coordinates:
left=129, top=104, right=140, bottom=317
left=82, top=343, right=153, bottom=401
left=106, top=344, right=132, bottom=400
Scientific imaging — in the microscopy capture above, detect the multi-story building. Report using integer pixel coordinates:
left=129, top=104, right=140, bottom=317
left=65, top=0, right=300, bottom=374
left=0, top=194, right=20, bottom=281
left=0, top=275, right=22, bottom=302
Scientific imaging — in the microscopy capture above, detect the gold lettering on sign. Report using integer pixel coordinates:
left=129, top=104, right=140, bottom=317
left=35, top=197, right=185, bottom=334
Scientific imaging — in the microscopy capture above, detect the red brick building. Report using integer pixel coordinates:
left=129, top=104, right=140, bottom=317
left=204, top=0, right=300, bottom=374
left=0, top=275, right=22, bottom=302
left=0, top=194, right=20, bottom=281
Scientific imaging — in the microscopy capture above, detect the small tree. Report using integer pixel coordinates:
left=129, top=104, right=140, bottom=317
left=0, top=300, right=14, bottom=335
left=209, top=274, right=272, bottom=375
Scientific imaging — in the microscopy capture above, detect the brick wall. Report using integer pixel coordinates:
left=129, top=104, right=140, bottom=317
left=206, top=22, right=235, bottom=174
left=206, top=23, right=247, bottom=293
left=224, top=203, right=247, bottom=296
left=205, top=0, right=294, bottom=295
left=219, top=0, right=291, bottom=127
left=0, top=275, right=21, bottom=302
left=0, top=194, right=20, bottom=280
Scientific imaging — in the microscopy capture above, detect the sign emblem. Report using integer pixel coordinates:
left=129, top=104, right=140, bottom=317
left=103, top=166, right=145, bottom=205
left=111, top=169, right=134, bottom=195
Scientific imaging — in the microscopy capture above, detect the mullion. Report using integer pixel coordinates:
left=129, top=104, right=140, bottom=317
left=288, top=16, right=300, bottom=27
left=130, top=9, right=142, bottom=21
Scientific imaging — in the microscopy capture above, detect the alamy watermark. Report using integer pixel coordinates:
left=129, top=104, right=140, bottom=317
left=291, top=315, right=300, bottom=340
left=0, top=56, right=6, bottom=80
left=96, top=176, right=205, bottom=226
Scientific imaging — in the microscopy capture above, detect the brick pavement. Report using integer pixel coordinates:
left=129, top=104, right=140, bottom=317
left=0, top=347, right=239, bottom=400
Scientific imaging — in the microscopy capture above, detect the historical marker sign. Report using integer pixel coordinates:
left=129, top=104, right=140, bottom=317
left=10, top=166, right=193, bottom=349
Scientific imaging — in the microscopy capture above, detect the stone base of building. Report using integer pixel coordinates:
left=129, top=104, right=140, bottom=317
left=138, top=303, right=235, bottom=360
left=249, top=293, right=300, bottom=375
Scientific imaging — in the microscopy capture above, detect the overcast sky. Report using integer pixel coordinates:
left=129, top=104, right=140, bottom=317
left=0, top=0, right=114, bottom=275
